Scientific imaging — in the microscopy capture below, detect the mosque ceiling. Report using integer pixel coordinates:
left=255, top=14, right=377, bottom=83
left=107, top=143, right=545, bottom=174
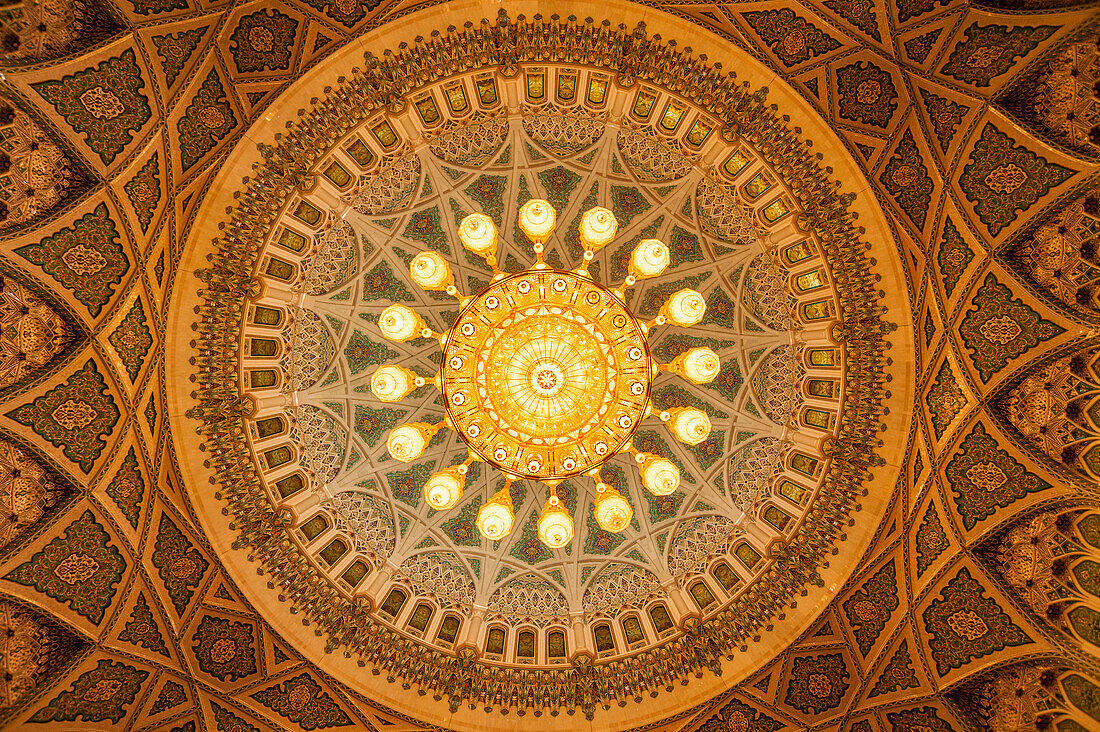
left=0, top=0, right=1093, bottom=731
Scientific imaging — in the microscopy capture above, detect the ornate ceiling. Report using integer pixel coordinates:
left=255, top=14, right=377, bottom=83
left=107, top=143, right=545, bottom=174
left=0, top=0, right=1093, bottom=731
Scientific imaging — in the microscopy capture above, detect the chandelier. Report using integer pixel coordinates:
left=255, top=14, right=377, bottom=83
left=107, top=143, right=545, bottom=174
left=373, top=199, right=720, bottom=547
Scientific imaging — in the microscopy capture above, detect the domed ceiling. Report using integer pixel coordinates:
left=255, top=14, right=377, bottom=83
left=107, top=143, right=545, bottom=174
left=0, top=0, right=1095, bottom=731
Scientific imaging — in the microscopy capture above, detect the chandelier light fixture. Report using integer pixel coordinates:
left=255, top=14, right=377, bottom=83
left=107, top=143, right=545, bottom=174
left=376, top=199, right=720, bottom=546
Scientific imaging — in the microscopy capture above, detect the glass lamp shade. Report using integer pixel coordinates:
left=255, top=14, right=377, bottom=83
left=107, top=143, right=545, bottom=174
left=423, top=466, right=465, bottom=511
left=410, top=251, right=454, bottom=291
left=668, top=407, right=712, bottom=446
left=538, top=495, right=574, bottom=548
left=476, top=486, right=515, bottom=540
left=386, top=423, right=437, bottom=462
left=670, top=347, right=721, bottom=384
left=370, top=365, right=420, bottom=402
left=593, top=483, right=633, bottom=532
left=518, top=199, right=556, bottom=244
left=459, top=213, right=498, bottom=257
left=578, top=207, right=618, bottom=252
left=639, top=454, right=680, bottom=496
left=378, top=304, right=426, bottom=342
left=629, top=239, right=670, bottom=279
left=661, top=289, right=706, bottom=326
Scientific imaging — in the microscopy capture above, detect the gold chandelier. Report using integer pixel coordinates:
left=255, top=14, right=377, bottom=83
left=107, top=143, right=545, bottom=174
left=373, top=199, right=720, bottom=548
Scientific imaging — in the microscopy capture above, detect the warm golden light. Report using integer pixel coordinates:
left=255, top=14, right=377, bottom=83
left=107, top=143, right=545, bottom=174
left=538, top=494, right=574, bottom=548
left=423, top=465, right=466, bottom=511
left=518, top=199, right=556, bottom=244
left=374, top=198, right=724, bottom=546
left=459, top=213, right=498, bottom=257
left=578, top=206, right=618, bottom=252
left=476, top=484, right=515, bottom=540
left=670, top=347, right=721, bottom=384
left=593, top=482, right=632, bottom=532
left=661, top=289, right=706, bottom=327
left=370, top=365, right=422, bottom=402
left=638, top=453, right=680, bottom=496
left=386, top=422, right=441, bottom=462
left=379, top=304, right=426, bottom=342
left=629, top=239, right=670, bottom=279
left=667, top=407, right=712, bottom=446
left=410, top=251, right=454, bottom=291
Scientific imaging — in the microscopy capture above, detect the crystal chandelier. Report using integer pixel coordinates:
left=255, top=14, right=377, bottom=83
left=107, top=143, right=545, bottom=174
left=374, top=199, right=720, bottom=547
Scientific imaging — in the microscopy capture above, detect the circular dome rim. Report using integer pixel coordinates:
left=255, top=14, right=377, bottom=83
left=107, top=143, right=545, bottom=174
left=165, top=1, right=915, bottom=729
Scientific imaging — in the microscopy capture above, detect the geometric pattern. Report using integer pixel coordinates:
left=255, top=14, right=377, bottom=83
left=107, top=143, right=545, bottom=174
left=6, top=360, right=120, bottom=473
left=959, top=124, right=1073, bottom=237
left=31, top=49, right=151, bottom=165
left=15, top=203, right=129, bottom=318
left=958, top=274, right=1064, bottom=382
left=0, top=2, right=1092, bottom=732
left=4, top=509, right=124, bottom=624
left=922, top=566, right=1031, bottom=675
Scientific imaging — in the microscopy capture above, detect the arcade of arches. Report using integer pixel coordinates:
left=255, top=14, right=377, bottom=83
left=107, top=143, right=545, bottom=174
left=0, top=0, right=1095, bottom=730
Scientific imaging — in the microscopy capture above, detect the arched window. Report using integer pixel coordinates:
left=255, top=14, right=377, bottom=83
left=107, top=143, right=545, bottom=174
left=711, top=561, right=738, bottom=591
left=380, top=588, right=407, bottom=618
left=407, top=602, right=434, bottom=633
left=339, top=560, right=369, bottom=588
left=251, top=306, right=282, bottom=326
left=648, top=604, right=674, bottom=634
left=248, top=338, right=279, bottom=357
left=621, top=616, right=645, bottom=646
left=264, top=257, right=295, bottom=281
left=263, top=445, right=293, bottom=469
left=485, top=627, right=506, bottom=656
left=593, top=623, right=615, bottom=653
left=436, top=615, right=460, bottom=645
left=273, top=473, right=305, bottom=499
left=299, top=514, right=328, bottom=542
left=547, top=629, right=567, bottom=660
left=254, top=416, right=286, bottom=439
left=689, top=580, right=716, bottom=609
left=318, top=538, right=347, bottom=566
left=516, top=630, right=536, bottom=660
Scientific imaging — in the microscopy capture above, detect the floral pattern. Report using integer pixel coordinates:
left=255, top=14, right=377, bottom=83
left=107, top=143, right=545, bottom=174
left=105, top=446, right=144, bottom=528
left=879, top=129, right=933, bottom=230
left=177, top=69, right=238, bottom=173
left=124, top=152, right=160, bottom=234
left=842, top=559, right=899, bottom=657
left=941, top=24, right=1057, bottom=87
left=5, top=509, right=124, bottom=624
left=742, top=9, right=841, bottom=67
left=922, top=566, right=1030, bottom=675
left=959, top=124, right=1073, bottom=237
left=15, top=202, right=129, bottom=318
left=251, top=673, right=353, bottom=729
left=784, top=652, right=849, bottom=714
left=945, top=422, right=1050, bottom=530
left=959, top=273, right=1064, bottom=382
left=32, top=49, right=151, bottom=165
left=836, top=61, right=896, bottom=128
left=151, top=513, right=209, bottom=616
left=29, top=659, right=148, bottom=723
left=7, top=360, right=120, bottom=473
left=192, top=614, right=257, bottom=681
left=229, top=9, right=298, bottom=73
left=118, top=592, right=168, bottom=657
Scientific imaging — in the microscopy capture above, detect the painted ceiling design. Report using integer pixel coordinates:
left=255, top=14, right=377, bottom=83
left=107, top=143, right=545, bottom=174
left=285, top=112, right=799, bottom=616
left=210, top=20, right=893, bottom=718
left=0, top=0, right=1090, bottom=731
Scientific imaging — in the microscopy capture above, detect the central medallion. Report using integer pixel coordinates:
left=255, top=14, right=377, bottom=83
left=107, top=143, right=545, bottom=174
left=442, top=270, right=651, bottom=480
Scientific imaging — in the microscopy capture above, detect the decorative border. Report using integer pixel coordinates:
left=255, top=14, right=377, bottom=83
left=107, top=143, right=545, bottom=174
left=187, top=12, right=893, bottom=719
